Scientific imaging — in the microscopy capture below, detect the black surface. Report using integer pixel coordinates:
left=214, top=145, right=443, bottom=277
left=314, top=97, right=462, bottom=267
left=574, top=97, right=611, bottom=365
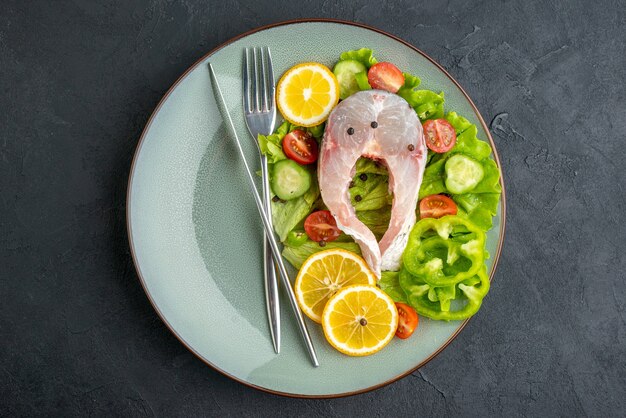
left=2, top=0, right=625, bottom=416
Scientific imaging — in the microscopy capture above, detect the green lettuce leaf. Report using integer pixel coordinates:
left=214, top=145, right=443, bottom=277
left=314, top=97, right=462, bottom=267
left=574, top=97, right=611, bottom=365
left=258, top=132, right=287, bottom=163
left=356, top=206, right=392, bottom=241
left=379, top=271, right=408, bottom=304
left=276, top=121, right=291, bottom=136
left=419, top=159, right=447, bottom=199
left=282, top=240, right=362, bottom=269
left=271, top=177, right=319, bottom=241
left=355, top=157, right=388, bottom=175
left=258, top=121, right=292, bottom=163
left=450, top=125, right=492, bottom=161
left=339, top=48, right=378, bottom=68
left=397, top=72, right=421, bottom=97
left=350, top=174, right=392, bottom=211
left=453, top=193, right=500, bottom=230
left=398, top=87, right=445, bottom=122
left=444, top=111, right=473, bottom=134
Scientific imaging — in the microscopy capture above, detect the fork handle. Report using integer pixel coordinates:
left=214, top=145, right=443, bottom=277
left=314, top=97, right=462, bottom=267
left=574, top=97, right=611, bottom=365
left=261, top=155, right=280, bottom=354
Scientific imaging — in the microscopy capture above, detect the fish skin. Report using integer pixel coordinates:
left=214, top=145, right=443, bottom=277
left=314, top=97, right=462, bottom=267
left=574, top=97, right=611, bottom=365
left=318, top=90, right=427, bottom=278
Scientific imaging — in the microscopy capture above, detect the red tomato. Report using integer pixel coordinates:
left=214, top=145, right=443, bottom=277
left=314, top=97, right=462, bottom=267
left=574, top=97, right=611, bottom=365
left=422, top=119, right=457, bottom=153
left=395, top=303, right=418, bottom=339
left=367, top=62, right=405, bottom=93
left=304, top=210, right=341, bottom=243
left=282, top=130, right=319, bottom=165
left=419, top=195, right=458, bottom=219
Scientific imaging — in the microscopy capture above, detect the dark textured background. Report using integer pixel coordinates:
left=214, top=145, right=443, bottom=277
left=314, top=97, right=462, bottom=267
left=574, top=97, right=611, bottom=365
left=2, top=0, right=625, bottom=416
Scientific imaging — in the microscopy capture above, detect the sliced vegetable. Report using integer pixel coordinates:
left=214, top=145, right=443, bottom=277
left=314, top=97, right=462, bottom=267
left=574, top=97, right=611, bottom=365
left=419, top=194, right=458, bottom=219
left=423, top=119, right=457, bottom=153
left=445, top=154, right=484, bottom=194
left=282, top=129, right=319, bottom=165
left=304, top=210, right=341, bottom=243
left=402, top=215, right=485, bottom=286
left=395, top=303, right=419, bottom=339
left=333, top=59, right=367, bottom=99
left=399, top=266, right=490, bottom=321
left=285, top=230, right=309, bottom=247
left=367, top=62, right=404, bottom=93
left=271, top=159, right=312, bottom=200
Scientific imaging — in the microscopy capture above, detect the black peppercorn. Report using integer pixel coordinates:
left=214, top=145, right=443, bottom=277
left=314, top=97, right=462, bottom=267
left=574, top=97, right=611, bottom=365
left=319, top=240, right=326, bottom=247
left=408, top=144, right=415, bottom=151
left=347, top=127, right=354, bottom=135
left=355, top=195, right=362, bottom=202
left=359, top=173, right=367, bottom=181
left=370, top=121, right=378, bottom=128
left=349, top=181, right=355, bottom=188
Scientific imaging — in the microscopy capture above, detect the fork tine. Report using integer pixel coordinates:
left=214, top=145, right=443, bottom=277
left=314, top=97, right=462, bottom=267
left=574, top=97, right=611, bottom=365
left=253, top=47, right=260, bottom=111
left=265, top=47, right=275, bottom=110
left=260, top=48, right=269, bottom=112
left=243, top=48, right=251, bottom=113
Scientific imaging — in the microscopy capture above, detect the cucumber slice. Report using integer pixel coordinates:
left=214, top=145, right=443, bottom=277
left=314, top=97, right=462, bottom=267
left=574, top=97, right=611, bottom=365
left=333, top=59, right=367, bottom=99
left=271, top=159, right=312, bottom=200
left=445, top=154, right=484, bottom=194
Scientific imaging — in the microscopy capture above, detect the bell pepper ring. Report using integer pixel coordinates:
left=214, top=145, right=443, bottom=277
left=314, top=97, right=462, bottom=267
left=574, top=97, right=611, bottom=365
left=402, top=215, right=486, bottom=286
left=399, top=265, right=490, bottom=321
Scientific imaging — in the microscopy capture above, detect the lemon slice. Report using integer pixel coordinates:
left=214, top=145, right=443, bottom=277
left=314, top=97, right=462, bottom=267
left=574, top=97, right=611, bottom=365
left=295, top=249, right=377, bottom=323
left=276, top=62, right=340, bottom=127
left=322, top=285, right=398, bottom=356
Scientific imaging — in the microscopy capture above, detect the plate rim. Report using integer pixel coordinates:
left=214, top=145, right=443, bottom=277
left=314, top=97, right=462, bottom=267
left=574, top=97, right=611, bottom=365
left=126, top=18, right=507, bottom=399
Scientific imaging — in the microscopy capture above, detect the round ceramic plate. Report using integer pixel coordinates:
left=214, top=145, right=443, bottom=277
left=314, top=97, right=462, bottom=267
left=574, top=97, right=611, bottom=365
left=127, top=19, right=506, bottom=397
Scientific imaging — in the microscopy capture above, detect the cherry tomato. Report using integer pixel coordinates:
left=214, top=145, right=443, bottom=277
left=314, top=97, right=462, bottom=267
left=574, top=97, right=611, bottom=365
left=419, top=194, right=458, bottom=219
left=422, top=119, right=457, bottom=153
left=367, top=62, right=405, bottom=93
left=282, top=130, right=319, bottom=165
left=395, top=303, right=419, bottom=339
left=304, top=210, right=341, bottom=243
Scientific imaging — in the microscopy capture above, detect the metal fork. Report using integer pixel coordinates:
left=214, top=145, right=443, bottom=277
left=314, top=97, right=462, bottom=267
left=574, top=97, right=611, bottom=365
left=242, top=47, right=280, bottom=354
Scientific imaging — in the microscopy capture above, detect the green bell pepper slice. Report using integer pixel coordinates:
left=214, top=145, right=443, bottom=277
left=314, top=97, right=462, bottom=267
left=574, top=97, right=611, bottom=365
left=402, top=215, right=485, bottom=286
left=399, top=265, right=490, bottom=321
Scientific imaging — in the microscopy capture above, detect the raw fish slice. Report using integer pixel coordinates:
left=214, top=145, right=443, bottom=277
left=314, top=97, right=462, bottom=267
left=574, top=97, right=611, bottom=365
left=318, top=90, right=427, bottom=277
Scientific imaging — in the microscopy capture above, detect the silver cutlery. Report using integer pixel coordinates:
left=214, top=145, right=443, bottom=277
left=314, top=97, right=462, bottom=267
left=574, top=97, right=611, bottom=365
left=242, top=47, right=280, bottom=354
left=208, top=62, right=319, bottom=367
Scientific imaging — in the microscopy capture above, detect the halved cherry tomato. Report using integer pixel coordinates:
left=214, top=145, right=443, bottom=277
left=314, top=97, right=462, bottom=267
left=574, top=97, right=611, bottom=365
left=367, top=62, right=405, bottom=93
left=395, top=303, right=418, bottom=339
left=422, top=119, right=457, bottom=153
left=304, top=210, right=341, bottom=242
left=419, top=194, right=458, bottom=219
left=282, top=130, right=319, bottom=165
